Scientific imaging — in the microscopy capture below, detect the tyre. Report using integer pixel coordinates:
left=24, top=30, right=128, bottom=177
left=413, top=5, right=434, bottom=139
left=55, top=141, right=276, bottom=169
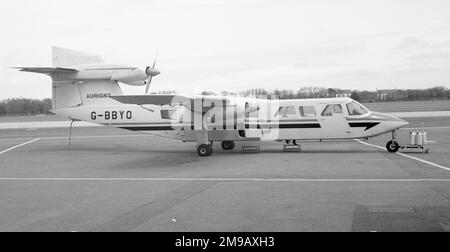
left=386, top=140, right=400, bottom=153
left=221, top=141, right=235, bottom=151
left=197, top=144, right=213, bottom=157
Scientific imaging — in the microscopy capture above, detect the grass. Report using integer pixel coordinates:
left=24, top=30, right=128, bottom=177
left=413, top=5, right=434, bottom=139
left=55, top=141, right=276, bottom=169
left=0, top=115, right=69, bottom=123
left=362, top=100, right=450, bottom=113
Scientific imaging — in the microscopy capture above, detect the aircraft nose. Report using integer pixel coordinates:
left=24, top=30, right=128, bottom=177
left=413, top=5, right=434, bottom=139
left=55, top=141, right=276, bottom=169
left=394, top=116, right=409, bottom=128
left=370, top=112, right=409, bottom=129
left=381, top=112, right=409, bottom=128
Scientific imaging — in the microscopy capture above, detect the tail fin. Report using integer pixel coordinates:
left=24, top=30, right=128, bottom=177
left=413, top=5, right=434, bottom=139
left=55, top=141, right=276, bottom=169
left=16, top=47, right=122, bottom=111
left=52, top=47, right=103, bottom=67
left=52, top=80, right=123, bottom=110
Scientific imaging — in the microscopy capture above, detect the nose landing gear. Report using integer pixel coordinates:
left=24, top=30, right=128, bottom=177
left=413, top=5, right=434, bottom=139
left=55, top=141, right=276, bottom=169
left=386, top=130, right=400, bottom=153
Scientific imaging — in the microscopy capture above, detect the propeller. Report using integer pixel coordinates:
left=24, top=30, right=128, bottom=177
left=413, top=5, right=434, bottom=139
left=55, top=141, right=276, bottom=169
left=145, top=54, right=160, bottom=94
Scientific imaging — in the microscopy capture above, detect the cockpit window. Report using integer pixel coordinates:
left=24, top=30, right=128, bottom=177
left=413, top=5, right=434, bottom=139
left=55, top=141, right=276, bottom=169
left=321, top=104, right=343, bottom=116
left=346, top=101, right=369, bottom=116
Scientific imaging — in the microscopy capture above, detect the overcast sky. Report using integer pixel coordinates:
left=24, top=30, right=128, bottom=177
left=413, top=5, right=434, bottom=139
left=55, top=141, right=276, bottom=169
left=1, top=0, right=450, bottom=99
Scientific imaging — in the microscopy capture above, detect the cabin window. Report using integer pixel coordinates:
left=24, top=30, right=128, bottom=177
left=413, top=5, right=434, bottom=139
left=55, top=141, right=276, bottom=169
left=275, top=106, right=297, bottom=117
left=321, top=104, right=343, bottom=116
left=346, top=101, right=369, bottom=116
left=333, top=104, right=343, bottom=114
left=299, top=106, right=316, bottom=117
left=245, top=102, right=260, bottom=117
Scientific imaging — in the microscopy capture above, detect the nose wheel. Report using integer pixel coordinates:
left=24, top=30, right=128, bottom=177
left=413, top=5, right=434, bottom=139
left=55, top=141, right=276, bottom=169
left=197, top=144, right=213, bottom=157
left=386, top=130, right=401, bottom=153
left=386, top=140, right=400, bottom=153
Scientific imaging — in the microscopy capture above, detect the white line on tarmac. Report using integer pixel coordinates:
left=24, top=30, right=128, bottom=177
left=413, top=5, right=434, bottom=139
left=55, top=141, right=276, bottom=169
left=0, top=134, right=153, bottom=141
left=356, top=140, right=450, bottom=172
left=0, top=177, right=449, bottom=182
left=0, top=138, right=40, bottom=154
left=401, top=126, right=450, bottom=130
left=389, top=111, right=450, bottom=118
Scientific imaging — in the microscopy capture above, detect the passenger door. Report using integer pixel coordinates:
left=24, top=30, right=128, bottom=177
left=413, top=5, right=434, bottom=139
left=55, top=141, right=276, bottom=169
left=319, top=104, right=351, bottom=139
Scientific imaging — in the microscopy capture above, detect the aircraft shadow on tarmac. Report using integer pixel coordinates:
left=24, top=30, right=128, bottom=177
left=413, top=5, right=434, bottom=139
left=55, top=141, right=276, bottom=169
left=261, top=149, right=380, bottom=154
left=30, top=143, right=383, bottom=155
left=34, top=146, right=381, bottom=155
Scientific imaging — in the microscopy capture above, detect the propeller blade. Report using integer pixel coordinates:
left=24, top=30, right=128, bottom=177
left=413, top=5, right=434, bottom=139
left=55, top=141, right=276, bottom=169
left=145, top=76, right=152, bottom=94
left=145, top=53, right=158, bottom=94
left=152, top=54, right=158, bottom=68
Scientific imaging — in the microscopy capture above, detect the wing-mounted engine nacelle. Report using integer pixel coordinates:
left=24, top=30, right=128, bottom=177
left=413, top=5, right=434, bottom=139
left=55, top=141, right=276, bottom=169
left=145, top=66, right=160, bottom=78
left=111, top=69, right=146, bottom=86
left=111, top=66, right=160, bottom=86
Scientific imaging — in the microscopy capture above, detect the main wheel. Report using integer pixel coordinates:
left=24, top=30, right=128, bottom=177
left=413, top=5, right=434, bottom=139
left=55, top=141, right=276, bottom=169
left=197, top=144, right=213, bottom=157
left=386, top=140, right=400, bottom=153
left=221, top=141, right=235, bottom=151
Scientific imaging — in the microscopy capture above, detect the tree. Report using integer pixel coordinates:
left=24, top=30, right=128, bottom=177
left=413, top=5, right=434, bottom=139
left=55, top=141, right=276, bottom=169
left=351, top=91, right=361, bottom=102
left=0, top=98, right=53, bottom=116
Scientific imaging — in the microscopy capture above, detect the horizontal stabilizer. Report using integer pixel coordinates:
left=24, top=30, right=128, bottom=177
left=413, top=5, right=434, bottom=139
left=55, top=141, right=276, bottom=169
left=13, top=67, right=78, bottom=74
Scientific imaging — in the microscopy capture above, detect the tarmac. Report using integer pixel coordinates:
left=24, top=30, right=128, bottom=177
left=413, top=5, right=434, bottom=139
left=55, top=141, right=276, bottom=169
left=0, top=117, right=449, bottom=232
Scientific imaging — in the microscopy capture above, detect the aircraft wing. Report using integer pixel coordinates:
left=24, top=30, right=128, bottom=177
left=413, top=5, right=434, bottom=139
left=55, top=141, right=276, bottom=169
left=13, top=67, right=78, bottom=74
left=111, top=95, right=232, bottom=105
left=110, top=95, right=189, bottom=106
left=111, top=95, right=233, bottom=112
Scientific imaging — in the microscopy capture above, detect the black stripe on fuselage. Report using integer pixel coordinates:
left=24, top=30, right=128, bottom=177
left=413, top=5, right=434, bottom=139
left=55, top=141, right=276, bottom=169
left=348, top=122, right=380, bottom=131
left=119, top=126, right=174, bottom=131
left=279, top=123, right=321, bottom=129
left=120, top=123, right=322, bottom=131
left=245, top=123, right=321, bottom=129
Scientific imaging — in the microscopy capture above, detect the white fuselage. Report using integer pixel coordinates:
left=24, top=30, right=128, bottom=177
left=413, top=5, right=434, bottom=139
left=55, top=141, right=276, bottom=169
left=54, top=97, right=408, bottom=143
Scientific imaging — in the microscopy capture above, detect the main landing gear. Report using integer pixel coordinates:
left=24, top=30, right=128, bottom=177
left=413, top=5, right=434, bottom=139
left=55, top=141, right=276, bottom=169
left=197, top=141, right=236, bottom=156
left=221, top=141, right=235, bottom=151
left=197, top=144, right=213, bottom=157
left=386, top=130, right=400, bottom=153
